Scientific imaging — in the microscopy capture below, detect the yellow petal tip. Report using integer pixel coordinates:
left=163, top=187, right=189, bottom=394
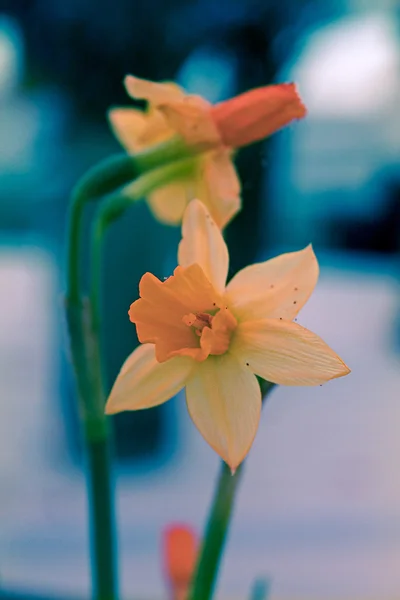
left=327, top=359, right=351, bottom=382
left=104, top=400, right=116, bottom=415
left=124, top=74, right=135, bottom=90
left=341, top=363, right=351, bottom=377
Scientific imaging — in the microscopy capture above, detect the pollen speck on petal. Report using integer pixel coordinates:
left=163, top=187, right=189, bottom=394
left=231, top=318, right=350, bottom=386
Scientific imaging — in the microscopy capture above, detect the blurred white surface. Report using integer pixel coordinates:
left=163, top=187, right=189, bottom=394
left=1, top=247, right=400, bottom=599
left=297, top=13, right=400, bottom=118
left=270, top=11, right=400, bottom=251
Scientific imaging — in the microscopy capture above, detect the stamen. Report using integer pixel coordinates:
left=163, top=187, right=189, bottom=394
left=182, top=312, right=213, bottom=331
left=182, top=306, right=237, bottom=358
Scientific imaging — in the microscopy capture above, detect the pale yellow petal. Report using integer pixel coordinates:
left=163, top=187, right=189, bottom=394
left=124, top=75, right=185, bottom=105
left=147, top=181, right=190, bottom=225
left=105, top=343, right=194, bottom=414
left=132, top=109, right=174, bottom=147
left=178, top=199, right=229, bottom=294
left=108, top=107, right=172, bottom=151
left=193, top=150, right=241, bottom=229
left=230, top=319, right=350, bottom=386
left=108, top=107, right=149, bottom=153
left=185, top=354, right=261, bottom=470
left=225, top=245, right=319, bottom=321
left=160, top=95, right=221, bottom=149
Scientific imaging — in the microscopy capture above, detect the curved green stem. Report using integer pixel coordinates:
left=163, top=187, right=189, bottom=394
left=64, top=132, right=201, bottom=600
left=64, top=136, right=225, bottom=600
left=65, top=155, right=140, bottom=600
left=67, top=154, right=197, bottom=600
left=134, top=134, right=194, bottom=173
left=89, top=156, right=198, bottom=343
left=66, top=154, right=140, bottom=303
left=189, top=380, right=276, bottom=600
left=89, top=197, right=124, bottom=344
left=66, top=136, right=194, bottom=304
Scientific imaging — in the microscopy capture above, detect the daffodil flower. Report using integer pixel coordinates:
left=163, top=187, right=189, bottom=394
left=105, top=200, right=349, bottom=471
left=109, top=75, right=306, bottom=228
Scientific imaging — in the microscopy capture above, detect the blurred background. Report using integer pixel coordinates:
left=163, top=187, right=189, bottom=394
left=1, top=0, right=400, bottom=598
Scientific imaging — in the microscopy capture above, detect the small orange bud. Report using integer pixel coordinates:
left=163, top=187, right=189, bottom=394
left=163, top=524, right=198, bottom=600
left=210, top=83, right=307, bottom=148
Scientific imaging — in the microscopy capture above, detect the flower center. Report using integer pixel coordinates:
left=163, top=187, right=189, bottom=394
left=183, top=307, right=237, bottom=357
left=129, top=263, right=237, bottom=363
left=182, top=312, right=213, bottom=334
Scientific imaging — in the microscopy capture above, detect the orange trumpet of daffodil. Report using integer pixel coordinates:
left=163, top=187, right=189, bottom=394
left=105, top=200, right=350, bottom=471
left=109, top=75, right=306, bottom=228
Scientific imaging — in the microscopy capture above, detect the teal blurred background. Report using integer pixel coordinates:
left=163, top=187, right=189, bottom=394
left=1, top=0, right=400, bottom=598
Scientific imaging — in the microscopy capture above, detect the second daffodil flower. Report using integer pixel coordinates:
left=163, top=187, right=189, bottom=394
left=105, top=200, right=350, bottom=471
left=109, top=75, right=306, bottom=228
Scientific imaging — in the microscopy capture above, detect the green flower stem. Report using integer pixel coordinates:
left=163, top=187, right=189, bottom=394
left=66, top=296, right=117, bottom=600
left=66, top=148, right=200, bottom=600
left=78, top=299, right=115, bottom=600
left=86, top=417, right=116, bottom=600
left=66, top=153, right=142, bottom=600
left=190, top=461, right=244, bottom=600
left=67, top=136, right=195, bottom=304
left=66, top=154, right=140, bottom=600
left=67, top=154, right=139, bottom=304
left=89, top=157, right=198, bottom=338
left=133, top=135, right=195, bottom=173
left=189, top=380, right=276, bottom=600
left=65, top=144, right=198, bottom=600
left=65, top=302, right=116, bottom=600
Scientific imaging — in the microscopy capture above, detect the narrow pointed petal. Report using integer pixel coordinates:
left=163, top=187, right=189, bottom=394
left=105, top=343, right=194, bottom=414
left=108, top=107, right=148, bottom=153
left=231, top=319, right=350, bottom=386
left=178, top=199, right=229, bottom=293
left=108, top=106, right=173, bottom=151
left=124, top=75, right=185, bottom=105
left=147, top=181, right=189, bottom=225
left=225, top=245, right=319, bottom=321
left=194, top=150, right=241, bottom=229
left=186, top=354, right=261, bottom=470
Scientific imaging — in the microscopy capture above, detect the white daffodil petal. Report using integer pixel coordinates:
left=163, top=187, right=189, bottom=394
left=194, top=150, right=241, bottom=229
left=178, top=199, right=229, bottom=294
left=231, top=319, right=350, bottom=386
left=225, top=245, right=319, bottom=321
left=186, top=354, right=261, bottom=471
left=105, top=344, right=194, bottom=414
left=124, top=75, right=185, bottom=105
